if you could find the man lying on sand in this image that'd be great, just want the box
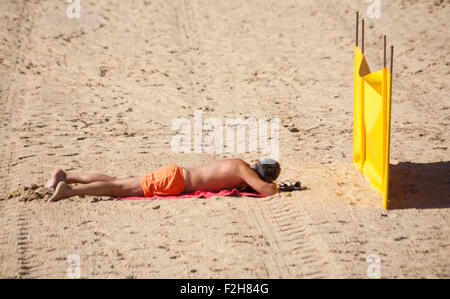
[45,158,281,202]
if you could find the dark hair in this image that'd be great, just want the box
[253,158,281,182]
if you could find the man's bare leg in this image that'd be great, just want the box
[45,169,117,188]
[48,176,144,202]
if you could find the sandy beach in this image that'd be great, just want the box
[0,0,449,278]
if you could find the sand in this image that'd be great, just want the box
[0,0,449,278]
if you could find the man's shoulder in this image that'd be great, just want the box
[214,158,250,173]
[226,158,249,167]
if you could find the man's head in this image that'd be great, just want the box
[252,158,281,182]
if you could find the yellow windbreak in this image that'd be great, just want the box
[353,46,392,209]
[353,46,365,170]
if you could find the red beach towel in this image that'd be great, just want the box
[114,188,264,200]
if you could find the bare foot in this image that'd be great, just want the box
[48,182,71,202]
[45,168,67,189]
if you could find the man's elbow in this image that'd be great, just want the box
[263,183,278,196]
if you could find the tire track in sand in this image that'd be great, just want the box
[15,204,34,277]
[0,0,36,278]
[246,195,344,278]
[168,0,203,110]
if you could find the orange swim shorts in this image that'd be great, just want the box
[141,165,185,197]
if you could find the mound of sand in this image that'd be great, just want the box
[5,184,53,202]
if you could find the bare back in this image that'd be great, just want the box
[183,158,278,195]
[183,159,246,193]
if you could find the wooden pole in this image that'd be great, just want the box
[390,45,394,74]
[356,12,359,47]
[362,19,365,54]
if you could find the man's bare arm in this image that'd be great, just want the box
[238,163,278,196]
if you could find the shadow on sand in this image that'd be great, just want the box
[388,161,450,210]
